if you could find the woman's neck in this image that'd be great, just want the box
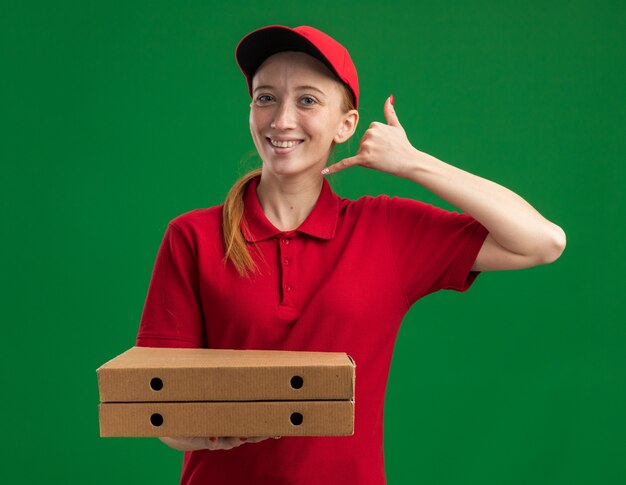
[255,174,324,232]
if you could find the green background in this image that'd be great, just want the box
[2,0,624,483]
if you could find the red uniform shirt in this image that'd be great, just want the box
[136,174,489,484]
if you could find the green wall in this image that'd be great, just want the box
[2,1,623,483]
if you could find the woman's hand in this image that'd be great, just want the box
[160,436,282,452]
[321,95,419,179]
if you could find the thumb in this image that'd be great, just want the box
[384,95,402,128]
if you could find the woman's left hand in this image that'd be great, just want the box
[321,95,419,179]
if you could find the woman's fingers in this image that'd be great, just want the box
[159,436,213,451]
[245,436,276,443]
[206,436,280,450]
[220,437,245,450]
[160,436,282,451]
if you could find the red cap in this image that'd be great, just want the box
[235,25,359,109]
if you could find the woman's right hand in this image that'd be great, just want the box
[159,436,282,451]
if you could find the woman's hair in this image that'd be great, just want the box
[221,80,356,278]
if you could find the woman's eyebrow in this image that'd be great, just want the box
[253,85,326,95]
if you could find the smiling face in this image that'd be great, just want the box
[249,51,358,178]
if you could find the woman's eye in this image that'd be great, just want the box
[255,95,315,105]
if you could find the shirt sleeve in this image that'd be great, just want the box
[384,195,490,307]
[135,222,206,348]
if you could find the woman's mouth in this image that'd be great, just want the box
[266,137,304,154]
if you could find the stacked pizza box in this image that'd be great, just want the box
[97,346,356,437]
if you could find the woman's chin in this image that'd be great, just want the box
[261,162,323,179]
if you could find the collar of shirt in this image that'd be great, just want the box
[241,175,339,242]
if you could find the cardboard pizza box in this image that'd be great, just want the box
[97,346,355,402]
[98,400,354,437]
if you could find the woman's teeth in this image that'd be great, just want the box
[269,139,302,148]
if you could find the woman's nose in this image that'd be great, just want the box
[271,102,297,130]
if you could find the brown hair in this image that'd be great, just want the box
[221,82,356,278]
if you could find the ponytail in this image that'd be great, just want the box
[221,168,265,278]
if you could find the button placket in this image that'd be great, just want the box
[278,233,296,307]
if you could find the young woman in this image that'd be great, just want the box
[136,24,566,485]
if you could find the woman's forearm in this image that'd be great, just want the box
[404,149,566,261]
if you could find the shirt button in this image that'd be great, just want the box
[285,285,292,292]
[281,238,290,245]
[283,258,290,265]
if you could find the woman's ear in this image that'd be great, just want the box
[334,109,359,144]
